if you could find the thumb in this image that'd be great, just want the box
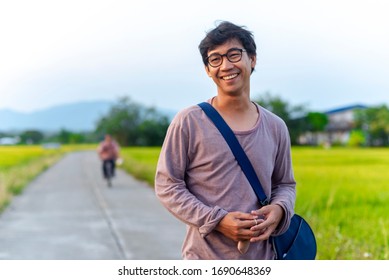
[251,206,270,216]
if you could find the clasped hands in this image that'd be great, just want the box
[215,204,284,253]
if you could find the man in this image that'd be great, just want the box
[155,21,296,259]
[97,134,120,186]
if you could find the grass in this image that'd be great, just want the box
[120,146,161,186]
[0,144,95,212]
[292,147,389,260]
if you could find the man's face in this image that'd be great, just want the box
[205,38,256,96]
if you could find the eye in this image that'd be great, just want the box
[228,50,241,60]
[208,55,221,64]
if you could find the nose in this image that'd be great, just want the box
[220,55,234,70]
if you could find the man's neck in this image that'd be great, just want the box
[211,95,259,131]
[212,94,251,112]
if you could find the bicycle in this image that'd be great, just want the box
[103,160,115,187]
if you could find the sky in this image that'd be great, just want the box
[1,0,388,113]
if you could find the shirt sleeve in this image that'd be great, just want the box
[154,113,228,237]
[269,120,297,235]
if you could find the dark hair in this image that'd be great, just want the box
[198,21,257,70]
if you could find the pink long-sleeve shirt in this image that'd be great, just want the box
[155,100,296,259]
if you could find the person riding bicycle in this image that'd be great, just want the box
[97,134,120,186]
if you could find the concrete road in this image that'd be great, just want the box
[0,151,185,260]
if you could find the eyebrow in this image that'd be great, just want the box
[208,47,242,56]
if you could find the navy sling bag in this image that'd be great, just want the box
[198,102,317,260]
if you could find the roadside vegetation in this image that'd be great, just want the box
[120,147,161,186]
[0,145,94,212]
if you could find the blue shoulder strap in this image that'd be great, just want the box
[198,102,269,206]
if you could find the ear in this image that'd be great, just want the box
[205,65,212,77]
[250,55,257,70]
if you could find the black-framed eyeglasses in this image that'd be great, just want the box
[206,48,246,67]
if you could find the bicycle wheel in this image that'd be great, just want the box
[104,161,113,187]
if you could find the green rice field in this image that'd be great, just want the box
[1,145,389,260]
[0,145,94,211]
[292,147,389,260]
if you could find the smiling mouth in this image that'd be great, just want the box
[221,73,239,80]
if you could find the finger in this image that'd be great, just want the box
[251,206,270,216]
[240,222,272,239]
[233,212,259,220]
[236,228,259,240]
[249,219,266,230]
[237,219,261,232]
[250,227,274,242]
[250,216,274,229]
[250,209,262,216]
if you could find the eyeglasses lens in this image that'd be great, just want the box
[207,49,243,67]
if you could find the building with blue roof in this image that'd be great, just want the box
[299,104,368,145]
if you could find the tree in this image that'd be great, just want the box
[19,130,44,144]
[354,105,389,146]
[95,97,143,145]
[253,92,308,144]
[305,112,328,132]
[95,96,170,146]
[347,130,366,147]
[137,107,170,146]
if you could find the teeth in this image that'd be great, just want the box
[222,74,238,80]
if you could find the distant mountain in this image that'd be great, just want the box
[0,100,178,132]
[0,100,113,132]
